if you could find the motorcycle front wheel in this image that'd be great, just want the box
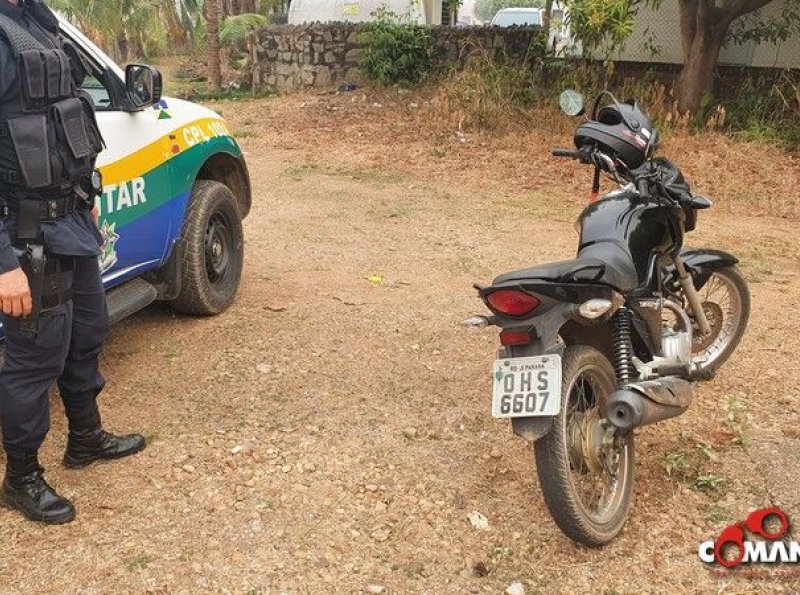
[534,345,634,546]
[688,266,750,374]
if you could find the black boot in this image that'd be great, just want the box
[63,407,146,469]
[1,451,76,524]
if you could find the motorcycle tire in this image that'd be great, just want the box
[689,266,750,374]
[534,345,635,546]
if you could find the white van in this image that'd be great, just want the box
[490,7,542,27]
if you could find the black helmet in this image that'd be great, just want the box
[574,99,656,170]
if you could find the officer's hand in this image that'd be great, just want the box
[92,204,99,223]
[0,268,32,317]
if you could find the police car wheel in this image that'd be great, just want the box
[172,180,243,315]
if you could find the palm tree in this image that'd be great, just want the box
[206,0,223,91]
[50,0,202,60]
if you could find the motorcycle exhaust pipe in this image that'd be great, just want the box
[604,377,693,431]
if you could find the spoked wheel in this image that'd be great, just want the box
[688,266,750,374]
[534,346,634,546]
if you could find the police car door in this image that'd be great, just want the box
[57,19,172,289]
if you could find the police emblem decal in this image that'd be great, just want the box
[98,219,119,273]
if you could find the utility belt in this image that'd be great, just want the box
[2,192,88,219]
[0,170,101,241]
[0,172,100,322]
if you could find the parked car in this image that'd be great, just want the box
[1,17,252,339]
[490,5,577,54]
[490,7,542,27]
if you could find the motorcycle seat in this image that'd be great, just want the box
[493,241,639,292]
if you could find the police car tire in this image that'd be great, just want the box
[172,180,243,315]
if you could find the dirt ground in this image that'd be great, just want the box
[0,88,799,594]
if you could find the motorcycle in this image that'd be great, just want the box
[464,90,750,546]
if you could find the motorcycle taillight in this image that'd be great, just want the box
[499,330,532,346]
[486,290,540,317]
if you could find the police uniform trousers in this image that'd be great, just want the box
[0,255,108,457]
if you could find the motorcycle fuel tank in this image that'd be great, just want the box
[577,192,683,289]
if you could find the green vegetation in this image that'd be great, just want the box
[703,502,732,524]
[281,163,319,181]
[50,0,203,60]
[53,0,288,94]
[125,552,155,572]
[220,13,269,47]
[721,394,751,446]
[561,0,800,112]
[561,0,636,57]
[358,9,433,86]
[719,72,800,150]
[438,38,549,131]
[436,41,800,150]
[662,443,728,494]
[220,12,270,70]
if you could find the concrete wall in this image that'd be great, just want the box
[250,23,545,92]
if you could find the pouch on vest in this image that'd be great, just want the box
[77,92,105,152]
[52,98,91,158]
[51,98,99,179]
[18,49,72,109]
[44,49,71,101]
[7,113,52,188]
[18,50,46,109]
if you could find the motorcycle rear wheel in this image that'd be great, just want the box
[534,345,634,546]
[688,266,750,374]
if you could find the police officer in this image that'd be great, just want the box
[0,0,145,524]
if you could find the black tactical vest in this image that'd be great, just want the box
[0,5,103,198]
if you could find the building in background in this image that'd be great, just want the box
[614,0,800,68]
[288,0,450,25]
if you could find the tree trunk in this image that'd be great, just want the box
[675,0,775,114]
[675,25,726,113]
[206,0,222,92]
[117,37,129,63]
[543,0,555,52]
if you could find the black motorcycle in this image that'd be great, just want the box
[464,90,750,546]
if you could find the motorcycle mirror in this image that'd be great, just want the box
[559,89,585,117]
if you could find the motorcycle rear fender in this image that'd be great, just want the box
[500,305,569,442]
[671,248,739,290]
[487,281,623,442]
[508,341,565,442]
[511,412,554,441]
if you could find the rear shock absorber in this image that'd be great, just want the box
[613,307,636,385]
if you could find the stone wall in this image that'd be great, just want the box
[250,23,545,92]
[251,23,362,92]
[428,26,545,70]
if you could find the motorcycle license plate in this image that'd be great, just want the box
[492,355,562,418]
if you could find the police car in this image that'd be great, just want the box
[58,17,251,325]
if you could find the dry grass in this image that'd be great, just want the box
[0,88,798,592]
